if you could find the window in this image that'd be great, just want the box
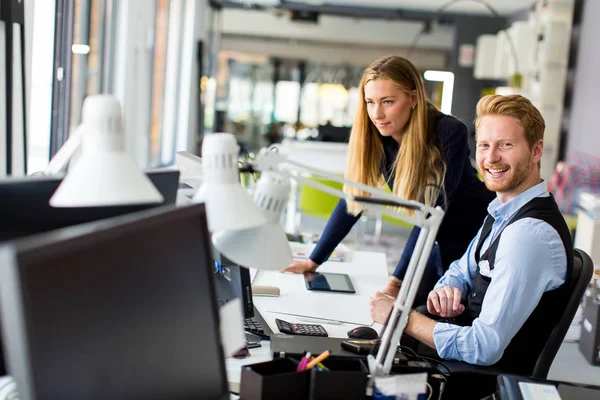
[274,81,300,124]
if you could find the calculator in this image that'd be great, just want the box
[275,318,328,337]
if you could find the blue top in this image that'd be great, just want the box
[433,180,567,365]
[310,112,494,280]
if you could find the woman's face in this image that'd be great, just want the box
[364,79,416,143]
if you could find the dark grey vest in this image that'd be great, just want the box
[463,194,573,375]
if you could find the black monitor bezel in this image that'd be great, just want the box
[0,204,229,400]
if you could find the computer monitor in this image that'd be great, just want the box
[0,204,229,400]
[316,124,350,143]
[0,169,180,241]
[213,255,274,340]
[214,255,254,318]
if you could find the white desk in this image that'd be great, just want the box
[226,243,388,393]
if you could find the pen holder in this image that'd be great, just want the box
[308,358,368,400]
[240,358,310,400]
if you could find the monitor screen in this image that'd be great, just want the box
[214,255,254,319]
[0,169,180,241]
[0,204,229,400]
[316,124,350,143]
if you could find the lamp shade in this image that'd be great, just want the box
[192,133,267,232]
[212,171,292,270]
[50,95,163,207]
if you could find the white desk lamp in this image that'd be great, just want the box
[207,138,444,379]
[192,133,268,233]
[212,170,293,270]
[49,95,164,207]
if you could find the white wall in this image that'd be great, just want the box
[567,0,600,158]
[24,0,34,134]
[177,0,208,154]
[27,0,55,174]
[112,0,157,167]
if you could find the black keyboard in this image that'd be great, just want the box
[216,294,274,340]
[243,306,273,340]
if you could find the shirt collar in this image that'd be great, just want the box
[487,180,548,222]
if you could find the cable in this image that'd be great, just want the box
[400,345,452,377]
[406,0,522,80]
[425,381,433,400]
[396,345,449,399]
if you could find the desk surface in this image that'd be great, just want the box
[226,243,388,392]
[226,243,600,394]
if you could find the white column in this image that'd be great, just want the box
[177,0,209,156]
[112,0,157,168]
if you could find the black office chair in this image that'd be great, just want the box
[532,248,593,378]
[439,248,594,399]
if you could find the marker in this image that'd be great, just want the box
[296,352,311,372]
[310,356,328,370]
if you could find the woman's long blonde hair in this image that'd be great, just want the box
[345,55,446,215]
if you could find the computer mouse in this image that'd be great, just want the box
[347,326,379,340]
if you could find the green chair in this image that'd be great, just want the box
[294,177,344,234]
[295,178,413,248]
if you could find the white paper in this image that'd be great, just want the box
[375,373,428,398]
[262,290,372,325]
[0,376,17,400]
[519,382,562,400]
[248,268,258,283]
[254,268,382,325]
[218,298,246,357]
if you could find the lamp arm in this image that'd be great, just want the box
[44,128,83,176]
[252,148,441,227]
[252,147,445,379]
[289,173,426,227]
[369,219,441,377]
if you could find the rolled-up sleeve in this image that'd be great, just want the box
[434,233,479,297]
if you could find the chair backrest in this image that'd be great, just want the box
[298,177,344,220]
[532,248,594,379]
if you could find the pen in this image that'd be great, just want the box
[297,317,343,325]
[305,350,330,370]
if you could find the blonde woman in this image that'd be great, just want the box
[283,56,494,311]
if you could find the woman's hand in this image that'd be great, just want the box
[280,259,319,274]
[382,277,402,298]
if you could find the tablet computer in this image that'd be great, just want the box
[303,272,356,293]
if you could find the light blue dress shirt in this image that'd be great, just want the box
[432,180,567,365]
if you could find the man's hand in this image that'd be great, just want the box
[370,291,395,324]
[280,259,318,274]
[427,286,465,318]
